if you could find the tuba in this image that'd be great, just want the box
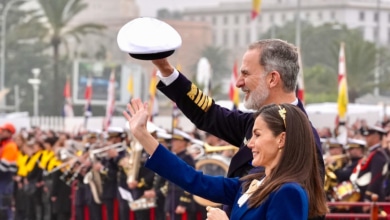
[83,142,125,204]
[120,140,157,210]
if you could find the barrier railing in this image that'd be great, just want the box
[326,194,390,219]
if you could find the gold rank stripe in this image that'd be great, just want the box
[187,84,212,112]
[179,196,192,203]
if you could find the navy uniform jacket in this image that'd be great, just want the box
[334,157,361,183]
[164,149,196,213]
[101,157,120,200]
[355,145,389,201]
[146,145,309,219]
[157,73,324,179]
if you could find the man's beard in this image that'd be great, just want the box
[244,79,269,110]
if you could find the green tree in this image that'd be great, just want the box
[263,22,388,103]
[3,2,51,114]
[36,0,105,115]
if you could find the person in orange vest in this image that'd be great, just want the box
[0,123,18,220]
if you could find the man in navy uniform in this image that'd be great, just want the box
[351,125,389,212]
[100,127,126,220]
[164,129,196,220]
[335,138,366,183]
[117,17,324,219]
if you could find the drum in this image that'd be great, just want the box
[194,154,231,206]
[333,181,360,202]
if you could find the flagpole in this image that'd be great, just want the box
[337,42,348,145]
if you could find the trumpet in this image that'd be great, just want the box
[323,154,349,161]
[89,142,127,160]
[188,141,238,160]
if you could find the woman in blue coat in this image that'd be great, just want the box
[123,99,328,219]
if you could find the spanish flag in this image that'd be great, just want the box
[229,60,240,109]
[148,68,158,121]
[251,0,262,20]
[337,42,348,122]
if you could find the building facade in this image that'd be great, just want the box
[182,0,390,52]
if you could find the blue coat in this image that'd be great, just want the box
[145,145,309,220]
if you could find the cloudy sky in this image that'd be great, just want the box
[135,0,240,17]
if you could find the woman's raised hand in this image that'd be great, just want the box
[123,98,160,155]
[123,98,149,138]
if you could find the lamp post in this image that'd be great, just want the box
[0,0,30,109]
[373,0,381,96]
[28,68,40,116]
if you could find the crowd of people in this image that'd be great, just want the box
[0,16,389,220]
[0,121,240,220]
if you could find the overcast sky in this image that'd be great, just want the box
[135,0,240,17]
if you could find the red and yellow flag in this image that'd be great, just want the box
[148,68,158,121]
[251,0,262,20]
[337,42,348,121]
[229,60,240,108]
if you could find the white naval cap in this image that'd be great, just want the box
[345,138,366,150]
[117,17,182,60]
[172,128,192,142]
[360,125,388,136]
[157,131,172,141]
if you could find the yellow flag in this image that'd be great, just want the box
[127,74,134,96]
[337,42,348,121]
[251,0,262,20]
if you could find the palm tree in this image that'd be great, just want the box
[36,0,105,114]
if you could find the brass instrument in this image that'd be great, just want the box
[188,142,238,161]
[119,140,157,210]
[323,153,349,201]
[83,169,104,204]
[123,141,143,184]
[89,142,127,160]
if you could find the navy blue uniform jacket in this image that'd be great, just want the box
[157,73,324,179]
[145,145,309,219]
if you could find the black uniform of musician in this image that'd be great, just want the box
[351,126,389,213]
[101,127,126,220]
[51,170,72,220]
[334,139,366,183]
[123,149,155,220]
[164,129,196,220]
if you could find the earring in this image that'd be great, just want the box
[278,146,283,152]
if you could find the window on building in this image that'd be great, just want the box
[331,11,335,20]
[235,15,239,24]
[306,12,310,19]
[234,30,239,45]
[223,29,228,45]
[318,12,322,20]
[282,14,286,21]
[247,15,251,23]
[224,16,228,25]
[213,32,217,45]
[200,16,205,22]
[212,16,216,25]
[246,29,251,44]
[359,11,365,21]
[374,12,379,22]
[270,14,274,23]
